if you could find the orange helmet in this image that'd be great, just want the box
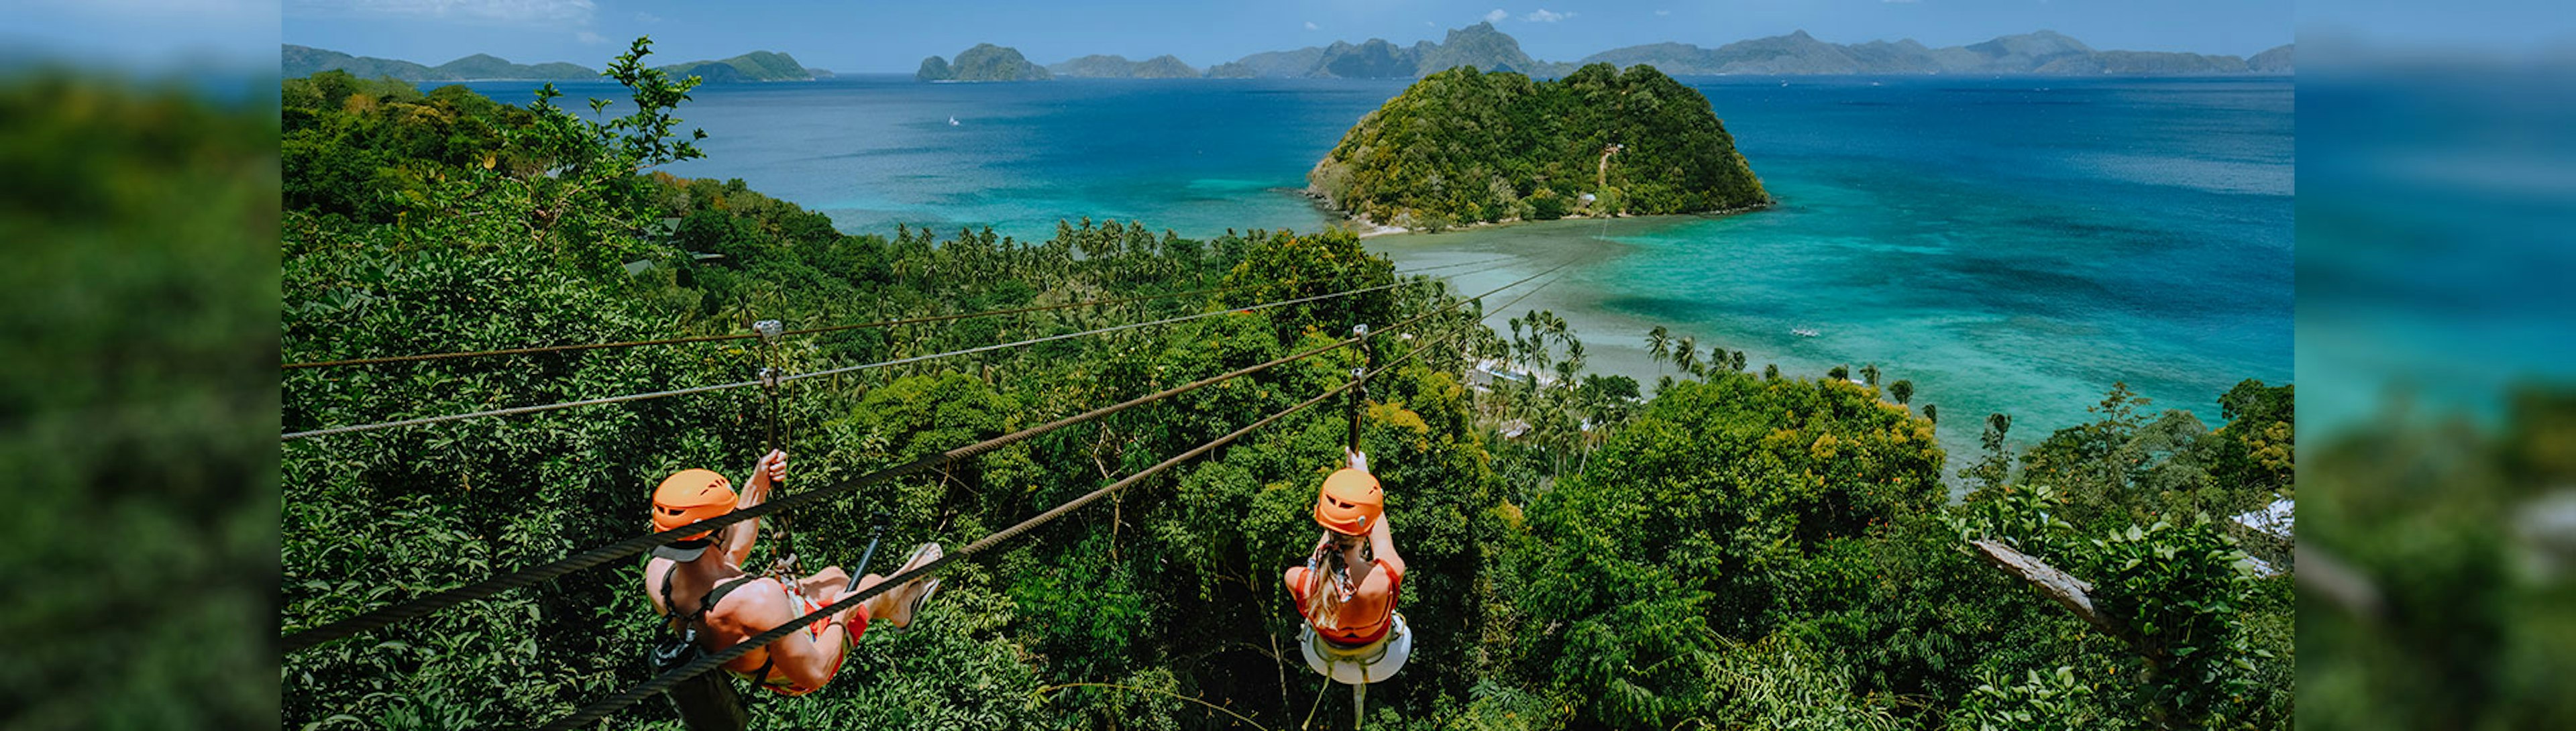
[1312,468,1383,536]
[651,468,737,551]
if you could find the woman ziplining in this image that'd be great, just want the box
[1285,447,1411,687]
[641,451,943,712]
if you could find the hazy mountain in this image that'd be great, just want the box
[433,53,594,80]
[1205,22,1564,79]
[2247,44,2295,74]
[282,45,454,81]
[657,51,814,82]
[1580,30,2282,76]
[1049,54,1200,78]
[917,44,1052,81]
[1205,47,1325,78]
[283,45,814,82]
[1413,22,1552,76]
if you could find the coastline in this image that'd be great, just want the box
[1306,186,1775,239]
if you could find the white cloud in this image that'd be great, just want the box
[1304,21,1318,30]
[1483,9,1507,23]
[1523,9,1573,23]
[575,30,605,44]
[635,11,661,23]
[288,0,596,24]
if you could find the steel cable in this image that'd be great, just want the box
[283,262,1514,441]
[282,264,1559,652]
[534,309,1479,731]
[285,260,1490,370]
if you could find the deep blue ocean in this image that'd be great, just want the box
[467,74,2293,455]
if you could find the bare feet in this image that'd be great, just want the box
[861,543,945,628]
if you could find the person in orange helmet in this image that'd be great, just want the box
[1283,448,1409,681]
[642,450,943,697]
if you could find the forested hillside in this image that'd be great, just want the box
[280,40,2289,731]
[1307,64,1769,231]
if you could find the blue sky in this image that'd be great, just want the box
[273,1,2296,73]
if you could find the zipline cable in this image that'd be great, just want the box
[284,260,1489,370]
[282,262,1517,442]
[534,308,1477,731]
[282,263,1564,653]
[280,283,1257,370]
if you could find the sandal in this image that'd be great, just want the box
[879,543,943,634]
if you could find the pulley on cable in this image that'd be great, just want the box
[751,318,802,582]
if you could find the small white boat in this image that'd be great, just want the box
[1791,327,1820,338]
[947,116,960,126]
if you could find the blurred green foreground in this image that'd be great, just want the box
[0,71,278,728]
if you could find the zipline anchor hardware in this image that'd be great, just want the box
[755,319,785,390]
[753,319,798,579]
[1346,324,1371,453]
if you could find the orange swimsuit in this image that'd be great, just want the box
[1287,557,1403,646]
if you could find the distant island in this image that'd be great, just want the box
[1049,54,1200,78]
[916,44,1053,82]
[280,45,818,82]
[655,50,818,82]
[1579,30,2292,76]
[1208,22,1548,79]
[1307,64,1769,232]
[290,27,2290,87]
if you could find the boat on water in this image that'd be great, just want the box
[948,116,960,126]
[1791,327,1821,338]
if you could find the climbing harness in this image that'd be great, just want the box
[650,567,762,731]
[1299,613,1412,684]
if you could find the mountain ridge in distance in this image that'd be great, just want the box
[279,45,818,82]
[1578,30,2292,76]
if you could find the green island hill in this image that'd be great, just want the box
[917,44,1054,81]
[1307,63,1770,233]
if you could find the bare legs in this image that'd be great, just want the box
[820,545,941,629]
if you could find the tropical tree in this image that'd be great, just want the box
[1674,335,1700,377]
[1963,413,2015,488]
[1860,363,1882,388]
[1828,364,1851,382]
[1889,379,1915,405]
[1647,325,1672,375]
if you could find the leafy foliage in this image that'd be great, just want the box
[279,38,2292,731]
[2,70,280,730]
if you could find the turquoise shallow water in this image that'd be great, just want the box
[464,74,2292,454]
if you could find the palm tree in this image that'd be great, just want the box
[1860,363,1881,388]
[1923,403,1939,425]
[1674,336,1699,377]
[1889,379,1915,405]
[1828,364,1849,382]
[1646,326,1672,376]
